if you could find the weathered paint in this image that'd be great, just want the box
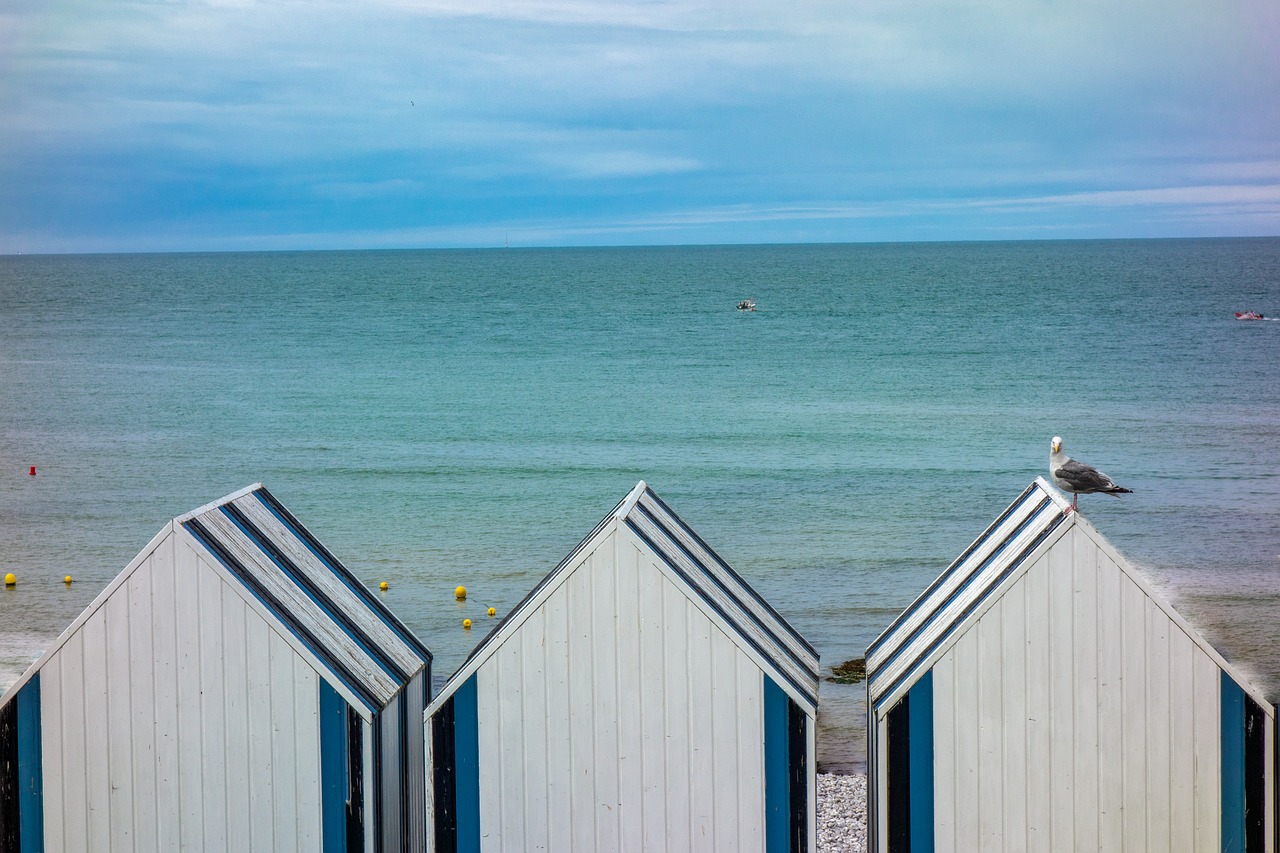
[0,674,43,853]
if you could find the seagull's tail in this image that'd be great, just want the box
[1103,486,1133,497]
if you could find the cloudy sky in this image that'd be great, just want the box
[2,0,1278,252]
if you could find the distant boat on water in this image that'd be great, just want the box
[1235,310,1270,320]
[737,298,756,311]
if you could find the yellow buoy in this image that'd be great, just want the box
[4,573,14,586]
[379,581,389,590]
[462,618,472,630]
[487,607,496,617]
[64,575,73,584]
[455,585,467,600]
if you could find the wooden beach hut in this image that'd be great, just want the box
[866,476,1277,852]
[0,484,432,853]
[425,481,820,853]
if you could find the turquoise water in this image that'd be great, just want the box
[2,239,1279,771]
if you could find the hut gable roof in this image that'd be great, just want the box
[866,476,1270,714]
[178,484,430,708]
[1,484,430,713]
[429,481,821,714]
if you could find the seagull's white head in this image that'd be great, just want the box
[1051,436,1063,454]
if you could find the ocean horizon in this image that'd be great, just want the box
[2,237,1278,772]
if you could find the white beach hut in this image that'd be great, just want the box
[866,477,1277,852]
[424,481,821,853]
[0,484,432,853]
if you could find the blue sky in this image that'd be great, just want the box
[2,0,1278,252]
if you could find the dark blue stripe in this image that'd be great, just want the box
[867,482,1040,659]
[454,676,481,853]
[320,680,348,853]
[872,510,1064,715]
[633,502,814,679]
[764,676,790,853]
[183,519,380,714]
[220,506,404,684]
[869,495,1053,687]
[252,489,433,664]
[626,519,818,708]
[641,489,818,658]
[908,673,934,853]
[1223,672,1246,853]
[17,674,43,853]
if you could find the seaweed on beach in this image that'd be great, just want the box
[827,657,866,684]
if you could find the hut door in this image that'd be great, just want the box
[321,680,365,853]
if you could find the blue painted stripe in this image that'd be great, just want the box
[1222,672,1246,853]
[640,489,818,658]
[219,506,404,684]
[633,501,814,678]
[251,490,432,664]
[454,675,481,853]
[183,519,380,715]
[764,676,790,853]
[908,673,934,853]
[868,482,1040,659]
[626,519,819,708]
[872,510,1064,715]
[869,496,1053,688]
[16,674,43,853]
[320,680,348,853]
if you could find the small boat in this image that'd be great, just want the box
[1235,311,1266,320]
[737,299,756,312]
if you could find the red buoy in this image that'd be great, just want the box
[28,466,36,476]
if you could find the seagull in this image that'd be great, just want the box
[1049,436,1132,512]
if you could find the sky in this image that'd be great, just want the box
[1,0,1278,252]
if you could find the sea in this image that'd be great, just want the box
[2,239,1278,773]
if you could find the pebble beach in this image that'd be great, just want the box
[817,774,869,852]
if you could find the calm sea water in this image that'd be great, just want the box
[2,240,1278,772]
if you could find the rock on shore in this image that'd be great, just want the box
[817,773,867,852]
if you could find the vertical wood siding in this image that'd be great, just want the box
[931,525,1226,852]
[474,527,767,853]
[37,534,325,851]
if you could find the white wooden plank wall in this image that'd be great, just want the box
[37,532,325,851]
[933,525,1225,852]
[476,527,767,853]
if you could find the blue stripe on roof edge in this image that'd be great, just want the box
[183,518,381,714]
[868,495,1055,688]
[219,504,407,685]
[632,501,818,680]
[867,481,1041,659]
[641,487,819,659]
[870,510,1065,714]
[627,519,818,709]
[253,487,433,664]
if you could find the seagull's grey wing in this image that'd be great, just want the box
[1053,459,1118,493]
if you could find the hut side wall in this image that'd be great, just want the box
[37,532,325,852]
[929,524,1225,852]
[472,527,768,853]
